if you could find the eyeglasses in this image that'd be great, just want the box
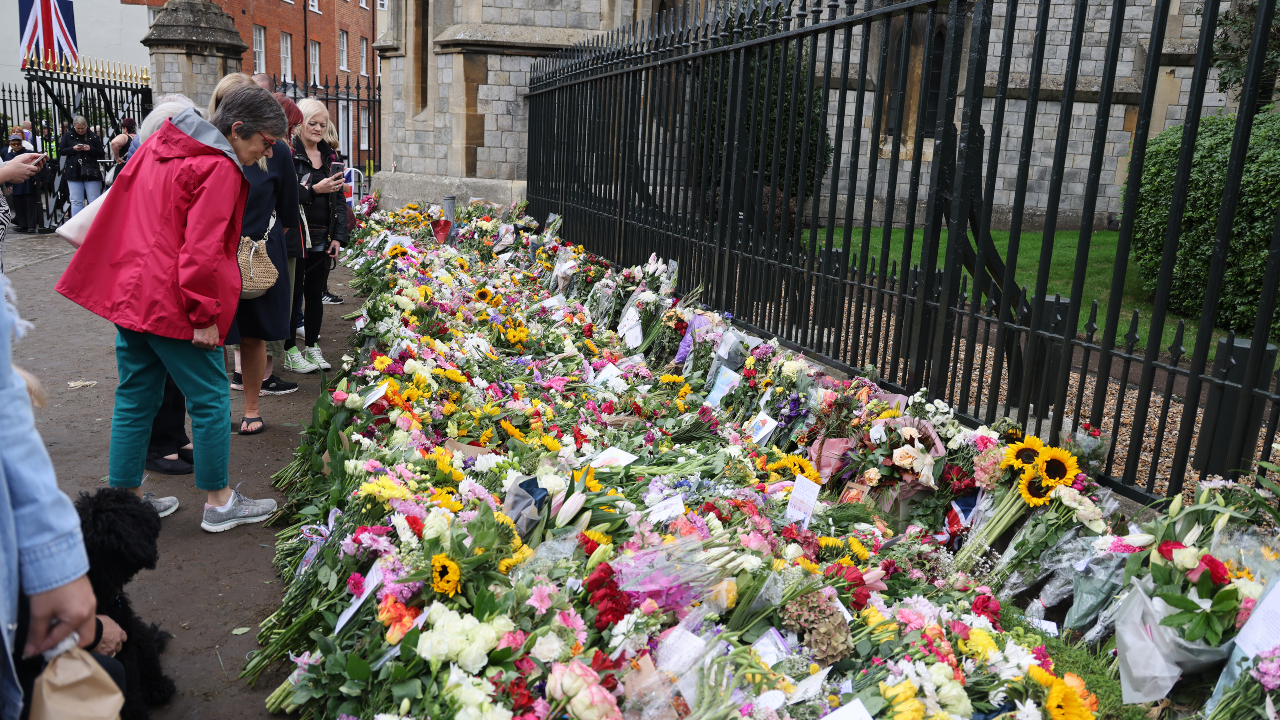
[257,131,276,154]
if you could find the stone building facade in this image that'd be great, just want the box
[371,0,1239,229]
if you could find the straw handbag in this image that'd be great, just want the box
[238,215,278,299]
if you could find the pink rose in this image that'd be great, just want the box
[569,681,622,720]
[332,390,349,403]
[498,630,528,651]
[739,531,771,553]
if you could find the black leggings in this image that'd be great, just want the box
[288,250,330,349]
[147,374,189,457]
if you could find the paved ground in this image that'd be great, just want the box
[5,231,355,719]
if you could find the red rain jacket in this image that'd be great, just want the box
[56,110,248,345]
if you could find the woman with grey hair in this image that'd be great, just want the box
[55,84,289,533]
[58,115,105,216]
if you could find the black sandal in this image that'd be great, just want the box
[239,416,266,435]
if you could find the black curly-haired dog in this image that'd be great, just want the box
[75,487,177,720]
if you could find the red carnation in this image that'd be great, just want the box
[1158,541,1186,561]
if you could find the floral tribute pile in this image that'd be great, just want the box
[246,199,1280,720]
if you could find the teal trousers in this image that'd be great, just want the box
[108,326,230,492]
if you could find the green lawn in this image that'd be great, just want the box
[797,225,1230,359]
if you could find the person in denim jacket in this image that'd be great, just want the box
[0,276,97,719]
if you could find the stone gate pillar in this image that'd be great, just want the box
[141,0,248,110]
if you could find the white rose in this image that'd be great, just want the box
[783,543,804,561]
[530,633,566,663]
[425,601,448,625]
[539,474,568,497]
[456,642,490,674]
[470,623,499,653]
[489,616,516,635]
[417,630,452,663]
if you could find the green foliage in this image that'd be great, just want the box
[697,8,834,213]
[1001,606,1149,720]
[1131,110,1280,341]
[1203,0,1280,111]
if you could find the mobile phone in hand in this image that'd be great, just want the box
[329,162,344,179]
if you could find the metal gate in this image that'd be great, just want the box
[0,53,154,229]
[526,0,1280,504]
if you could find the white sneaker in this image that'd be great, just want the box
[282,347,319,374]
[305,345,331,370]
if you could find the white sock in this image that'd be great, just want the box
[217,494,235,511]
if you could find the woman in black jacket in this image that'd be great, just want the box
[58,115,105,216]
[282,98,347,374]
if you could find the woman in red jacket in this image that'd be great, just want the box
[56,84,288,533]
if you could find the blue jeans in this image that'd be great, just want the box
[108,327,230,492]
[67,180,102,217]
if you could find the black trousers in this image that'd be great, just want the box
[14,594,125,720]
[147,374,189,457]
[289,248,330,349]
[9,194,39,229]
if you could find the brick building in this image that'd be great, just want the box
[128,0,374,93]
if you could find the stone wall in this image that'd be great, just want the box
[149,50,241,109]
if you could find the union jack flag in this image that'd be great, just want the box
[18,0,79,67]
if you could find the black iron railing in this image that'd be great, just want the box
[273,74,381,189]
[526,0,1280,503]
[0,52,153,229]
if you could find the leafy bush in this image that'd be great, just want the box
[696,7,834,218]
[1131,109,1280,340]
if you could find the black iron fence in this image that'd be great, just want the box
[1,53,153,228]
[526,0,1280,503]
[272,74,381,195]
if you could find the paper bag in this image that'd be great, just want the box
[29,646,124,720]
[55,187,110,249]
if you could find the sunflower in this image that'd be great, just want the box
[848,537,871,561]
[1018,472,1054,507]
[1002,435,1045,472]
[431,554,461,597]
[1037,446,1080,487]
[476,287,493,303]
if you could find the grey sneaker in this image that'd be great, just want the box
[143,492,180,518]
[200,485,278,533]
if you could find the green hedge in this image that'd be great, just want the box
[1131,110,1280,341]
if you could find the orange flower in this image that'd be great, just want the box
[1062,673,1099,713]
[376,594,421,646]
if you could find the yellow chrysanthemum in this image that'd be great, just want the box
[355,476,415,507]
[659,374,685,384]
[442,401,458,416]
[443,368,467,384]
[958,628,999,661]
[431,554,461,596]
[1037,446,1081,487]
[678,384,692,399]
[373,355,393,371]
